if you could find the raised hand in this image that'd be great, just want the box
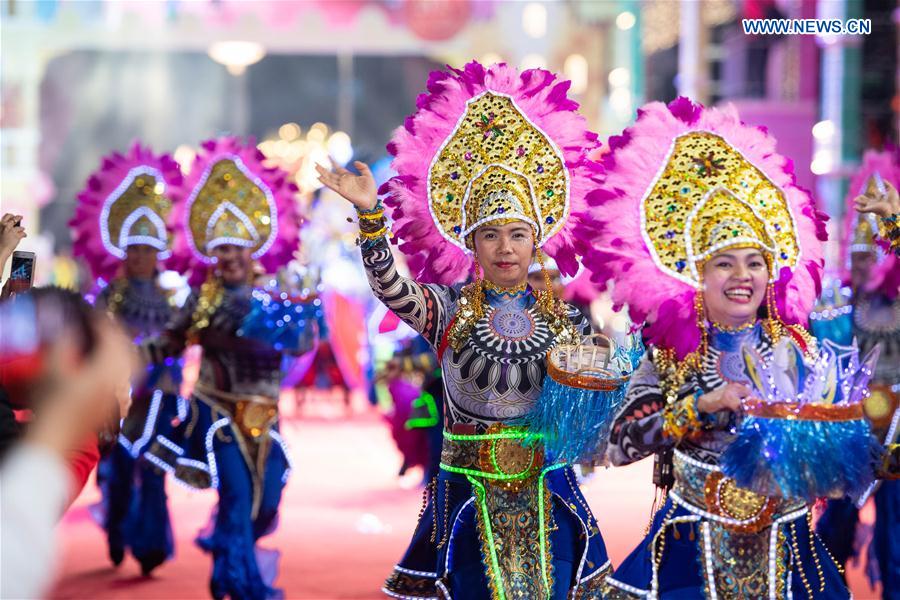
[0,213,26,259]
[854,177,899,219]
[315,160,378,212]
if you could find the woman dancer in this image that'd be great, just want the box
[580,98,852,598]
[143,137,307,599]
[318,61,610,600]
[70,143,184,574]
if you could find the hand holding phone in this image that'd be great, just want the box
[4,251,35,298]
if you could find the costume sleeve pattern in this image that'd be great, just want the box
[360,236,457,347]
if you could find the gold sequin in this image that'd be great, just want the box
[642,132,800,286]
[188,159,274,258]
[105,173,171,248]
[428,93,568,249]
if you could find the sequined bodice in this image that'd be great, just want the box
[680,324,771,460]
[101,278,173,340]
[853,293,900,385]
[442,290,564,427]
[193,284,284,399]
[609,322,775,467]
[359,237,589,432]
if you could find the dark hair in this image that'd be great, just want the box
[26,286,97,356]
[0,286,99,409]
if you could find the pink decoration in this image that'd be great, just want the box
[382,61,602,285]
[577,98,827,358]
[403,0,471,41]
[840,148,900,299]
[168,137,301,284]
[69,143,182,283]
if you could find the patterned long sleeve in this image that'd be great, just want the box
[607,355,674,466]
[361,237,458,347]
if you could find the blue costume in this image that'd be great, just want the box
[98,277,182,574]
[68,143,185,574]
[141,136,306,599]
[605,324,850,599]
[145,282,313,599]
[350,61,614,599]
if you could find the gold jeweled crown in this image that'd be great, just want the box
[428,92,569,250]
[642,131,800,287]
[103,167,172,258]
[187,158,276,259]
[849,212,879,254]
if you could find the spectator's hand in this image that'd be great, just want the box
[854,178,900,219]
[0,214,26,261]
[25,317,137,457]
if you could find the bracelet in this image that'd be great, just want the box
[359,216,387,234]
[359,225,388,239]
[356,201,384,217]
[358,209,384,221]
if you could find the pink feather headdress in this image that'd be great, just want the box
[381,61,602,285]
[169,137,301,284]
[578,98,828,358]
[840,148,899,299]
[70,143,183,283]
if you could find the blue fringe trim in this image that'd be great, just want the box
[721,416,879,501]
[520,339,644,464]
[238,290,326,352]
[522,379,628,464]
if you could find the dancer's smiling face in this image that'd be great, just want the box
[701,247,769,328]
[212,244,252,285]
[472,222,535,289]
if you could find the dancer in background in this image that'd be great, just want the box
[319,61,611,599]
[854,172,900,257]
[143,137,310,600]
[813,150,900,599]
[580,98,853,598]
[69,143,184,574]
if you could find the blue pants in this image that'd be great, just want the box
[195,417,288,600]
[104,396,177,572]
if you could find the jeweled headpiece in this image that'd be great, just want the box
[70,143,183,282]
[579,98,828,358]
[169,137,301,282]
[840,149,899,298]
[382,62,601,284]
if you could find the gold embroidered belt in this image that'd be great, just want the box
[194,383,278,440]
[672,450,805,534]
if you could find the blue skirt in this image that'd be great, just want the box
[148,396,291,600]
[606,497,851,599]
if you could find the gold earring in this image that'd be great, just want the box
[535,248,556,313]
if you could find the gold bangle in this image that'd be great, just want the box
[359,217,387,234]
[358,209,385,221]
[358,226,388,240]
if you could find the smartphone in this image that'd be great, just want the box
[8,251,35,292]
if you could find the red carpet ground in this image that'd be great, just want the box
[50,412,880,599]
